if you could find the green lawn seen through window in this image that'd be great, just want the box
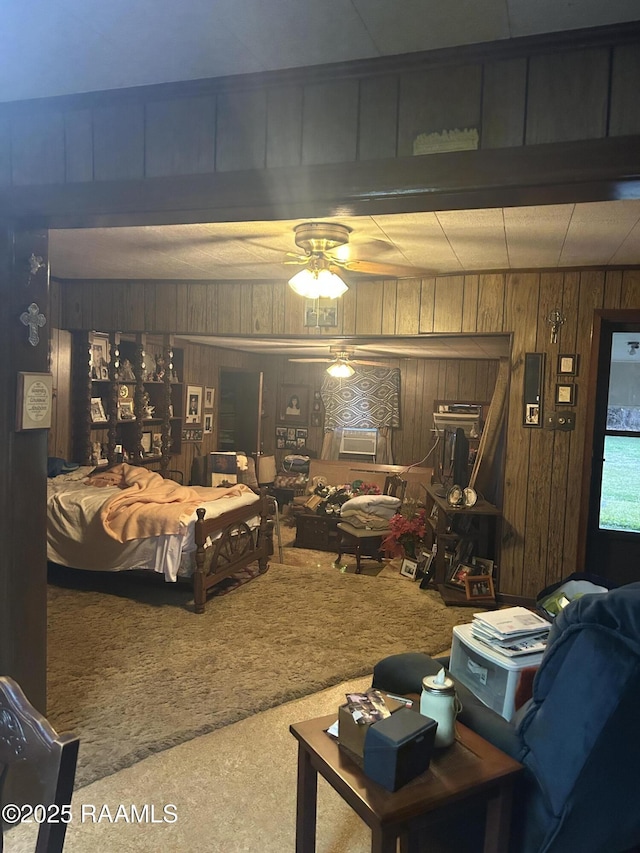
[599,436,640,533]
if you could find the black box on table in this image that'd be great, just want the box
[363,707,438,792]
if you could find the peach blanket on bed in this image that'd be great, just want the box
[88,463,254,543]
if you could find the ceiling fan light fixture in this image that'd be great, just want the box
[326,361,355,378]
[287,267,348,299]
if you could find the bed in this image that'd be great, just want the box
[46,463,271,613]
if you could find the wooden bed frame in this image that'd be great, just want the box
[193,488,272,614]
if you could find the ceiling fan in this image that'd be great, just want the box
[289,345,389,377]
[285,222,430,284]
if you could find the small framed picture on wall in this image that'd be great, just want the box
[185,385,203,424]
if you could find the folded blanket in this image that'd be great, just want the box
[339,509,393,530]
[340,494,401,518]
[89,463,253,543]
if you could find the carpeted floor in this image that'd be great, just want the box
[46,528,474,789]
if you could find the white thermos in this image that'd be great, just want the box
[420,668,461,748]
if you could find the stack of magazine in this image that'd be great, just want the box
[471,606,552,658]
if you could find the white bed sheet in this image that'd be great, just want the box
[46,472,260,581]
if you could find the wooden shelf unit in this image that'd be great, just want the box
[72,331,183,474]
[424,484,501,607]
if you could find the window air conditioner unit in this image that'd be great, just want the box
[339,428,378,456]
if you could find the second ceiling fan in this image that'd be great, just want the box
[289,345,388,377]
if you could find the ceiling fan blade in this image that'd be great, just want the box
[352,359,390,367]
[288,357,334,363]
[340,259,432,278]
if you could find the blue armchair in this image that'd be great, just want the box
[372,583,640,853]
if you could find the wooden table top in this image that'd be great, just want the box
[290,713,522,826]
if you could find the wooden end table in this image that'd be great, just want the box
[289,711,522,853]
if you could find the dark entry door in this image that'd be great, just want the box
[583,314,640,585]
[218,369,263,455]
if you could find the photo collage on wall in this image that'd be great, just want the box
[276,426,308,450]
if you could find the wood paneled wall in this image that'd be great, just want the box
[1,27,639,189]
[57,266,640,598]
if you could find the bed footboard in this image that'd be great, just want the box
[193,489,271,614]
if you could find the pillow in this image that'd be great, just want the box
[238,456,259,490]
[340,494,401,514]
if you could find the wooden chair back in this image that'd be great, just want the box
[383,475,407,502]
[0,676,79,853]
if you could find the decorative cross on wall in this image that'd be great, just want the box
[547,309,566,345]
[20,302,46,346]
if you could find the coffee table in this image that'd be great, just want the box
[289,711,522,853]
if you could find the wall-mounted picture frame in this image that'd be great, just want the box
[464,575,495,601]
[89,332,110,380]
[204,387,215,409]
[90,397,107,423]
[16,372,53,431]
[279,384,309,424]
[304,299,338,328]
[523,352,544,428]
[185,385,203,424]
[400,558,419,580]
[311,412,322,427]
[276,425,287,449]
[557,354,578,376]
[296,427,308,448]
[555,383,576,405]
[204,413,213,434]
[181,428,204,442]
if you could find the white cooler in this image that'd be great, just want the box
[449,623,544,721]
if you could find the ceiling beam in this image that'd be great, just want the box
[3,137,640,231]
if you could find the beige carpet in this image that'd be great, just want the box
[6,675,379,853]
[7,529,477,853]
[46,526,473,790]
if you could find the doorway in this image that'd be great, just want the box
[582,312,640,584]
[218,369,264,455]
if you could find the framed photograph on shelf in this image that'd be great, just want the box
[400,558,419,580]
[118,400,134,420]
[141,431,153,454]
[555,383,576,405]
[89,332,110,380]
[464,575,495,601]
[118,400,135,420]
[90,397,107,423]
[472,557,494,576]
[557,354,578,376]
[446,562,475,591]
[185,385,203,424]
[419,549,436,589]
[279,384,309,423]
[204,387,215,409]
